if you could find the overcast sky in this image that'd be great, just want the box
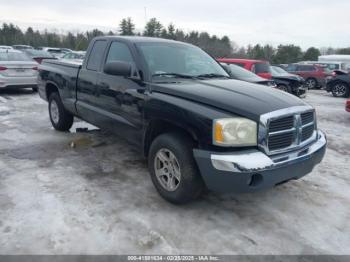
[0,0,349,49]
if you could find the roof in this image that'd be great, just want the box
[93,36,190,45]
[217,58,268,63]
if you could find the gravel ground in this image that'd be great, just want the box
[0,89,349,255]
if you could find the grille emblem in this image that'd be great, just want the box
[294,114,303,145]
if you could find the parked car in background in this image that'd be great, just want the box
[217,58,272,79]
[0,45,14,50]
[23,49,57,64]
[220,62,276,87]
[346,100,350,112]
[285,64,328,89]
[325,70,350,97]
[62,51,86,61]
[12,45,34,50]
[0,50,38,91]
[38,36,326,204]
[60,48,73,53]
[301,61,347,72]
[38,47,67,58]
[270,66,307,97]
[319,55,350,71]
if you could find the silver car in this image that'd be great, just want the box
[0,50,39,91]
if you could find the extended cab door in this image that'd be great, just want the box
[95,40,146,146]
[76,39,108,123]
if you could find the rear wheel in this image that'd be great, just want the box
[148,133,204,204]
[331,82,349,98]
[48,93,74,131]
[305,78,317,89]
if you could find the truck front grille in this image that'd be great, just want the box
[259,106,317,155]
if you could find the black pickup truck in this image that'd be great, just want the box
[38,36,327,204]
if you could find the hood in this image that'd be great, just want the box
[151,79,307,121]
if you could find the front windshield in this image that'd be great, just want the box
[271,66,288,75]
[136,42,229,80]
[225,63,261,79]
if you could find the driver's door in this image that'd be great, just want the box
[95,40,146,146]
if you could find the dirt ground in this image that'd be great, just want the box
[0,89,349,255]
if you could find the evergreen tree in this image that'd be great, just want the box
[119,17,135,36]
[143,18,163,37]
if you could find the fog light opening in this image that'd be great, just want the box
[248,174,263,187]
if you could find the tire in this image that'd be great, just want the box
[331,82,350,98]
[277,84,291,93]
[148,132,204,204]
[48,92,74,131]
[32,87,38,92]
[305,78,317,89]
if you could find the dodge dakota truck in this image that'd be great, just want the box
[38,36,327,204]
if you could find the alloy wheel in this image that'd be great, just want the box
[50,100,60,124]
[154,148,181,192]
[333,84,347,97]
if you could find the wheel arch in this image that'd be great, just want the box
[45,81,60,100]
[143,118,199,157]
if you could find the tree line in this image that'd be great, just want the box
[1,19,349,64]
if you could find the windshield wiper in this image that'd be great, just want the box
[152,73,195,79]
[196,73,230,79]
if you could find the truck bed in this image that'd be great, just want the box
[38,59,82,114]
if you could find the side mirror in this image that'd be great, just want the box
[104,61,131,77]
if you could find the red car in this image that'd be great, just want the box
[346,100,350,112]
[217,58,272,79]
[285,64,328,89]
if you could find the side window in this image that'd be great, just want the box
[287,64,297,71]
[296,65,302,71]
[86,40,107,71]
[106,41,134,64]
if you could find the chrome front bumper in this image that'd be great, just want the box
[193,131,326,193]
[211,131,326,173]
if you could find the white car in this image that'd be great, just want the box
[0,50,39,91]
[0,45,14,50]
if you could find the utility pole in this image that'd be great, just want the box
[144,7,148,23]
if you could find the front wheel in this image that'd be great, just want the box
[277,84,291,93]
[148,133,204,204]
[331,82,349,98]
[48,93,74,131]
[305,78,318,89]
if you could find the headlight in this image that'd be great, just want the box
[213,118,257,146]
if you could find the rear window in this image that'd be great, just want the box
[86,40,107,71]
[253,63,271,74]
[0,52,31,61]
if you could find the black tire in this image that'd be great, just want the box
[277,84,291,93]
[331,82,350,98]
[305,78,318,89]
[148,132,204,204]
[48,92,74,131]
[32,87,38,92]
